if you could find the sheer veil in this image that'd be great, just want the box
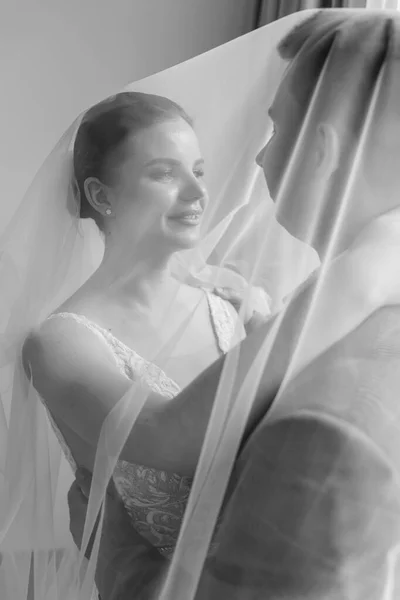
[2,7,400,599]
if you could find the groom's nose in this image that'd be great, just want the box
[256,146,266,167]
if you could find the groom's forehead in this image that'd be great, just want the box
[272,73,305,127]
[280,54,326,112]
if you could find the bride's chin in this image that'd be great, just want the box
[172,235,200,251]
[163,226,202,251]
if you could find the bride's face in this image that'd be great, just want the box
[108,119,208,253]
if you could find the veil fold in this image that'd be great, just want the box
[2,7,400,599]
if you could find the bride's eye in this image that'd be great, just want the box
[152,169,174,181]
[193,168,205,179]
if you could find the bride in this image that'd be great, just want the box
[22,91,248,556]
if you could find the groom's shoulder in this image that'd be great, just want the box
[253,306,400,465]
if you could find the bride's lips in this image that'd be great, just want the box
[168,210,203,226]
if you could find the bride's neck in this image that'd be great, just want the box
[89,243,177,311]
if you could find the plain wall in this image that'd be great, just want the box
[0,0,257,228]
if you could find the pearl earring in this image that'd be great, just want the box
[105,208,112,216]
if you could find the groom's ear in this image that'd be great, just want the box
[315,123,340,182]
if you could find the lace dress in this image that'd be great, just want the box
[44,291,239,557]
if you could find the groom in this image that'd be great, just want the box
[69,11,400,599]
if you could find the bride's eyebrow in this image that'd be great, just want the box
[145,158,205,167]
[145,158,181,166]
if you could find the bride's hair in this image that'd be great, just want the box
[73,91,193,231]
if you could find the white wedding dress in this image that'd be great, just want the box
[43,290,239,557]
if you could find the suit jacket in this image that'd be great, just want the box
[197,305,400,599]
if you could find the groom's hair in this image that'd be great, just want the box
[277,10,392,143]
[276,10,400,208]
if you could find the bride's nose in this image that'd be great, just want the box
[181,175,206,202]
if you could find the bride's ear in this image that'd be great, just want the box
[84,177,113,217]
[315,123,340,182]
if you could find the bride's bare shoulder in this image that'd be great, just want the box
[22,308,117,386]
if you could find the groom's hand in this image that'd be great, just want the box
[213,286,271,333]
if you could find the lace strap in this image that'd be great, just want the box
[205,292,238,353]
[46,312,132,378]
[46,312,181,397]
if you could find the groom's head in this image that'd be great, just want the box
[257,10,400,256]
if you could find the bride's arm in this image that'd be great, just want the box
[23,311,272,477]
[23,306,279,477]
